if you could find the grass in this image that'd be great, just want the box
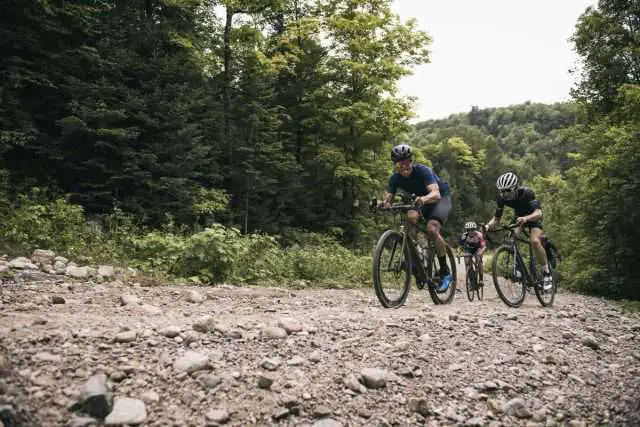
[611,299,640,314]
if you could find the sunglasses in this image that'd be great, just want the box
[500,188,516,195]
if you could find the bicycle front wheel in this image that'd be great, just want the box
[465,263,476,302]
[491,245,526,308]
[476,265,484,301]
[372,230,412,308]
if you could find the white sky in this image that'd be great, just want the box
[392,0,597,121]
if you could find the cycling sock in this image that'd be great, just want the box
[543,263,550,275]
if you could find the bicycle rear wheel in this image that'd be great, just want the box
[491,245,526,308]
[372,230,412,308]
[465,263,476,302]
[427,245,457,305]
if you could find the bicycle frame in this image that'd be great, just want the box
[464,254,478,274]
[458,252,477,274]
[371,198,458,307]
[498,225,539,286]
[376,204,434,286]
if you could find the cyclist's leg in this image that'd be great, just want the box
[528,224,549,269]
[406,209,420,241]
[422,197,451,268]
[529,223,552,289]
[462,247,472,269]
[426,219,446,264]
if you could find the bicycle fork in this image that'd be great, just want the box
[511,246,526,283]
[407,236,430,285]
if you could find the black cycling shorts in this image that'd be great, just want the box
[421,195,452,225]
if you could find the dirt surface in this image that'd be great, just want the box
[1,271,640,427]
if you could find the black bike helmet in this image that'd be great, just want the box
[391,143,412,162]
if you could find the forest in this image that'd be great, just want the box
[1,0,638,300]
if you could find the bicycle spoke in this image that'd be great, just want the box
[491,246,526,307]
[372,230,411,308]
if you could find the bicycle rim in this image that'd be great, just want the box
[465,264,475,302]
[476,264,484,301]
[491,246,526,308]
[372,230,412,308]
[534,257,557,307]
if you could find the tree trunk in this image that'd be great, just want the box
[223,6,234,226]
[144,0,152,20]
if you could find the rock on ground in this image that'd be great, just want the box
[0,274,639,426]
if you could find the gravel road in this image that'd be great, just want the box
[1,273,639,426]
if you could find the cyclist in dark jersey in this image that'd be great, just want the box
[379,143,453,293]
[486,172,552,290]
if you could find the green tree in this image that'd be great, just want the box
[314,0,430,241]
[571,0,640,116]
[561,85,640,298]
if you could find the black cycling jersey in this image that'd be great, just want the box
[495,186,541,218]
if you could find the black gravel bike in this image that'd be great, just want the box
[371,198,457,308]
[458,250,484,302]
[487,223,560,308]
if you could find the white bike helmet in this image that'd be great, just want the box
[465,221,477,231]
[496,172,519,191]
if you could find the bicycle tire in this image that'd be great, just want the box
[427,245,457,305]
[546,243,559,270]
[534,246,558,307]
[372,230,412,308]
[491,245,526,308]
[476,265,484,301]
[465,263,475,302]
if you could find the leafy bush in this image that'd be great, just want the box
[290,242,370,287]
[230,233,295,285]
[0,192,373,288]
[1,189,88,255]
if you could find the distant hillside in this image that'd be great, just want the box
[404,102,581,232]
[413,101,581,175]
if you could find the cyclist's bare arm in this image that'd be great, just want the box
[487,196,506,229]
[518,208,543,224]
[416,183,440,206]
[381,191,394,207]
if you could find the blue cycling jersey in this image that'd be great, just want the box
[388,163,450,197]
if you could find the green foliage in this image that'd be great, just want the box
[408,102,580,238]
[558,85,640,299]
[529,174,568,240]
[231,233,296,285]
[570,0,640,116]
[0,193,372,287]
[285,233,370,286]
[0,0,638,301]
[0,189,87,255]
[128,231,187,276]
[612,299,640,314]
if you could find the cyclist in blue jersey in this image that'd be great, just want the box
[379,143,453,293]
